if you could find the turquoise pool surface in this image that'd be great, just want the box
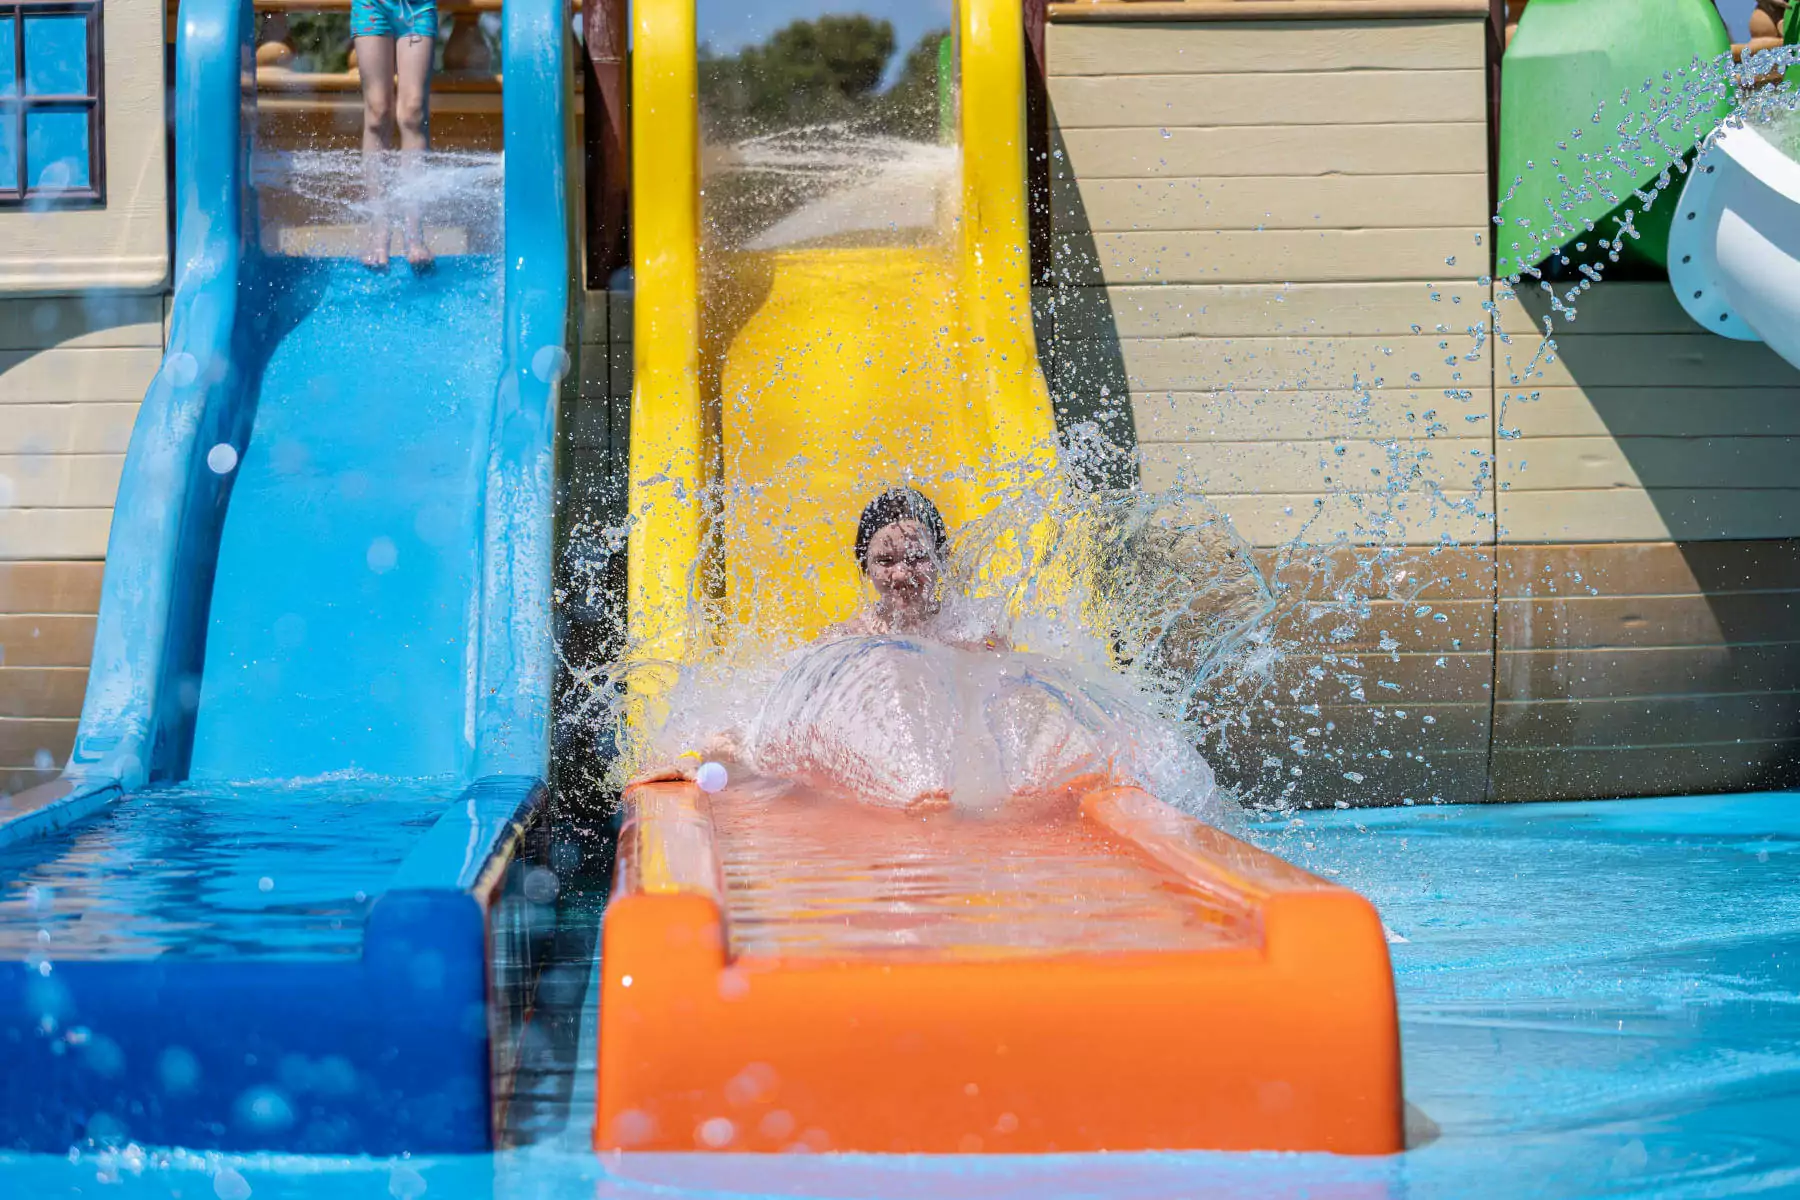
[2,791,1795,1196]
[0,781,451,959]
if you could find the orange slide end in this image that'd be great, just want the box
[595,780,1403,1155]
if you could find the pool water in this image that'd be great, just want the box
[0,781,452,959]
[2,791,1796,1196]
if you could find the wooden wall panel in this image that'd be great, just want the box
[0,403,140,455]
[0,348,162,405]
[1494,541,1800,802]
[0,511,114,562]
[1053,173,1489,233]
[1141,438,1490,494]
[0,298,163,580]
[0,718,76,788]
[1201,545,1495,806]
[0,616,97,668]
[0,296,164,350]
[1498,333,1800,390]
[0,456,126,509]
[1133,389,1487,442]
[1053,281,1488,338]
[1494,282,1800,544]
[1490,744,1800,803]
[1046,18,1485,74]
[1056,229,1486,285]
[1045,15,1495,567]
[0,669,88,719]
[1073,333,1483,391]
[1501,387,1800,439]
[0,561,104,612]
[1499,491,1800,544]
[0,562,102,792]
[1049,69,1487,128]
[1056,123,1488,178]
[1133,487,1491,546]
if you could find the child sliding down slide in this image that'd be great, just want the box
[633,488,1227,822]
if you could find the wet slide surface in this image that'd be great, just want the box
[191,257,500,780]
[713,246,978,638]
[713,782,1250,958]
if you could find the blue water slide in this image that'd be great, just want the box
[0,0,572,1153]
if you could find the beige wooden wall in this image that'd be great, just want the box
[1043,7,1498,806]
[1045,3,1800,806]
[1491,284,1800,799]
[0,297,164,794]
[0,3,171,794]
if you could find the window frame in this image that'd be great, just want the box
[0,0,106,207]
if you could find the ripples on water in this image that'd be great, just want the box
[0,781,451,959]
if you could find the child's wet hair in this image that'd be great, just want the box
[854,487,949,572]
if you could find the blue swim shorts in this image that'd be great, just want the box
[350,0,438,40]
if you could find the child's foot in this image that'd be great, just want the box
[362,223,390,272]
[404,235,435,274]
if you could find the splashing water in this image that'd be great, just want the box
[564,437,1273,825]
[252,149,505,256]
[559,45,1800,820]
[1493,45,1800,479]
[702,123,959,251]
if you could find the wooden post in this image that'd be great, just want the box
[1487,0,1505,276]
[584,0,629,286]
[1023,0,1050,288]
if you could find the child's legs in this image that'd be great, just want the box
[356,35,399,158]
[393,34,434,243]
[356,34,399,252]
[395,35,433,153]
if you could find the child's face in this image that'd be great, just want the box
[865,519,940,606]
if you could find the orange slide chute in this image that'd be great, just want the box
[596,779,1403,1154]
[602,0,1403,1155]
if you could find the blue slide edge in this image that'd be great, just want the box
[0,0,571,827]
[0,0,257,826]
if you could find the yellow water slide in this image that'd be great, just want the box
[626,0,1059,661]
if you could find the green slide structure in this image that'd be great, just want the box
[1498,0,1732,279]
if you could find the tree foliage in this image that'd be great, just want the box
[701,16,950,142]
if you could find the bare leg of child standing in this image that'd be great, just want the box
[354,0,437,272]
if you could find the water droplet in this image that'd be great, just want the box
[213,1166,252,1200]
[388,1163,429,1200]
[523,866,560,903]
[697,1116,736,1147]
[234,1086,294,1133]
[206,443,239,475]
[696,761,729,793]
[367,536,399,573]
[531,345,571,383]
[166,352,198,387]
